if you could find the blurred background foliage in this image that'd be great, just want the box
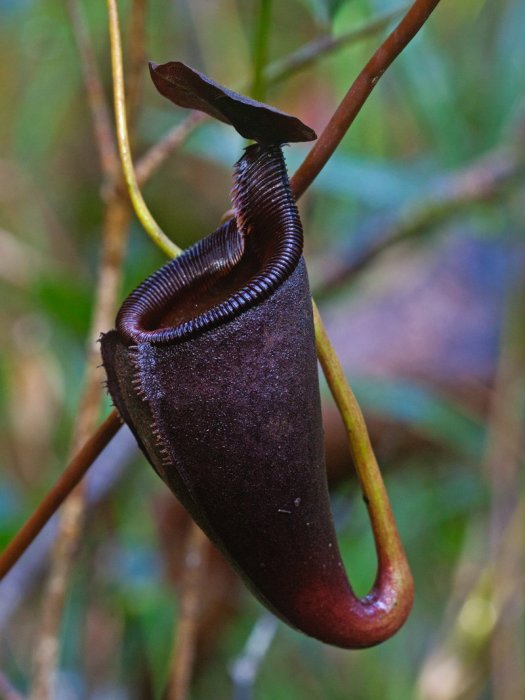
[0,0,524,698]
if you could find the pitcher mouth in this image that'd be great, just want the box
[116,145,303,346]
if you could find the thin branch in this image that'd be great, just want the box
[0,411,121,581]
[291,0,443,199]
[266,4,408,85]
[135,111,207,187]
[107,0,181,258]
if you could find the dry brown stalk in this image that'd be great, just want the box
[28,1,143,696]
[167,525,210,700]
[30,201,131,700]
[484,278,525,700]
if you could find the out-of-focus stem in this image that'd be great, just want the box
[315,146,525,298]
[167,524,209,700]
[266,4,407,85]
[484,276,525,700]
[29,3,143,697]
[67,0,118,178]
[30,206,131,700]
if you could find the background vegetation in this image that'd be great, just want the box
[0,0,524,698]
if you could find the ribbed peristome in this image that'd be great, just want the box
[116,144,303,345]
